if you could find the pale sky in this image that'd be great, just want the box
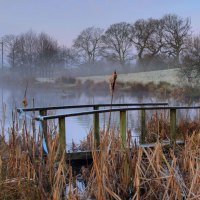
[1,0,200,46]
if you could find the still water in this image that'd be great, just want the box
[0,84,199,146]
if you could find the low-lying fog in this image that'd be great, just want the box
[0,74,199,145]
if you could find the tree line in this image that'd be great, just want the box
[1,14,200,77]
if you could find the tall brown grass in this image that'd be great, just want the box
[2,111,200,199]
[140,110,200,143]
[0,115,67,200]
[81,131,200,199]
[107,71,117,132]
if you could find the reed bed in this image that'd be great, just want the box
[1,114,200,199]
[0,116,67,200]
[79,131,200,200]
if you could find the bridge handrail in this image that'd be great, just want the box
[21,104,200,154]
[17,102,168,112]
[35,106,200,121]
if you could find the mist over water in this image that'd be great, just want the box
[1,80,200,145]
[0,82,150,143]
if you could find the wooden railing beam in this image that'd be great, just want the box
[140,109,146,144]
[120,111,127,146]
[17,102,168,112]
[93,106,100,148]
[59,117,66,154]
[39,110,48,152]
[170,109,176,144]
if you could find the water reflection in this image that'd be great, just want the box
[1,84,200,144]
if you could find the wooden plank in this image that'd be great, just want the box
[36,106,200,121]
[67,151,93,161]
[140,140,184,148]
[17,102,168,112]
[66,140,185,161]
[120,111,127,146]
[140,109,146,144]
[39,110,48,152]
[93,106,100,148]
[170,109,176,143]
[59,117,66,154]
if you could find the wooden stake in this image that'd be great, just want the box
[39,110,48,152]
[120,111,127,147]
[170,109,176,144]
[140,109,146,144]
[93,106,100,148]
[59,117,66,154]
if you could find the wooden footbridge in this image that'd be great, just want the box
[17,102,198,163]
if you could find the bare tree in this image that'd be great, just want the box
[5,35,27,69]
[73,27,103,64]
[145,19,165,57]
[2,35,18,68]
[57,46,79,68]
[180,36,200,84]
[162,14,191,66]
[131,18,164,65]
[37,32,59,76]
[4,31,38,72]
[20,30,38,70]
[101,22,133,65]
[5,31,59,76]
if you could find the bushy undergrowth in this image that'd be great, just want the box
[77,79,200,102]
[56,76,76,85]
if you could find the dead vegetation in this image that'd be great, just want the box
[1,112,200,199]
[73,130,200,200]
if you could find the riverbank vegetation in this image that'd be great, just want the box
[1,112,200,199]
[2,74,200,103]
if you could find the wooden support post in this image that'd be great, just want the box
[170,109,176,143]
[59,117,66,154]
[93,106,100,148]
[140,109,146,144]
[58,117,66,198]
[39,110,48,152]
[120,111,127,146]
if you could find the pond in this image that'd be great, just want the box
[0,83,199,147]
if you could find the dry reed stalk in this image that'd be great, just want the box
[2,109,66,198]
[22,81,28,108]
[0,156,2,182]
[52,152,67,200]
[88,129,134,199]
[4,108,200,199]
[146,110,170,143]
[134,148,143,200]
[46,134,60,187]
[0,103,6,138]
[107,71,117,132]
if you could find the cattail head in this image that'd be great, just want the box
[22,81,28,108]
[109,70,117,94]
[22,97,28,108]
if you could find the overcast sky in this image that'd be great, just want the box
[1,0,200,46]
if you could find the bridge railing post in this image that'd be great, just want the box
[140,109,146,144]
[39,110,48,152]
[120,110,127,147]
[59,117,66,154]
[93,106,100,148]
[170,109,176,144]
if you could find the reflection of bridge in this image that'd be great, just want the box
[17,102,194,163]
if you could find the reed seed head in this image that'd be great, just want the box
[22,97,28,108]
[109,70,117,94]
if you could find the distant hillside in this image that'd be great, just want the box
[77,68,180,85]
